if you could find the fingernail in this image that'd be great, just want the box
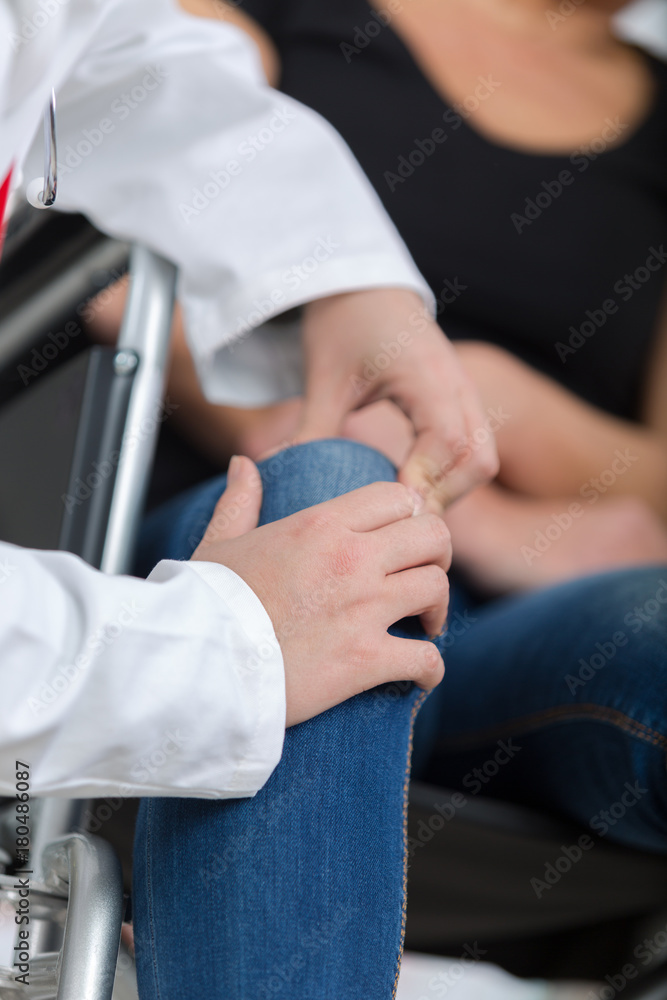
[408,487,425,515]
[227,455,241,483]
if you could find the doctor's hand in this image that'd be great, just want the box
[295,289,499,513]
[192,455,448,727]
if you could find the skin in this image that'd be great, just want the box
[377,0,655,154]
[90,0,667,593]
[191,456,450,724]
[372,0,667,590]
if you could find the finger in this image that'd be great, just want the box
[383,565,450,639]
[399,420,468,514]
[399,376,498,511]
[394,374,468,513]
[372,512,452,576]
[292,382,352,446]
[374,633,445,692]
[310,481,417,533]
[429,372,499,502]
[196,456,263,547]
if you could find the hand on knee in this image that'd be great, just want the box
[193,462,448,726]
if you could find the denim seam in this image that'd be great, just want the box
[392,689,428,1000]
[144,799,163,1000]
[435,704,667,754]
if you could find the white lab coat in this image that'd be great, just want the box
[0,0,431,799]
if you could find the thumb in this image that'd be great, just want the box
[198,455,263,547]
[293,380,357,445]
[399,429,461,515]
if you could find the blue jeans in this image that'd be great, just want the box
[133,439,667,999]
[133,441,429,1000]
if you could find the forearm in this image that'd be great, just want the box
[502,398,667,519]
[446,483,667,595]
[455,342,667,518]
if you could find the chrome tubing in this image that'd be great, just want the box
[99,247,176,575]
[42,836,123,1000]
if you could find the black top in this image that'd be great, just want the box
[243,0,667,419]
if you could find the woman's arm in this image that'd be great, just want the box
[445,483,667,595]
[179,0,280,85]
[444,324,667,593]
[456,340,667,521]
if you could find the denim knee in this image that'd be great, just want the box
[135,439,397,572]
[256,439,397,526]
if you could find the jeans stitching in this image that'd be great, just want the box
[144,799,162,1000]
[435,704,667,754]
[392,689,428,1000]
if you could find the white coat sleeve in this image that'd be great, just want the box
[15,0,434,405]
[0,542,285,799]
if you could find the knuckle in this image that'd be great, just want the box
[422,513,451,551]
[327,536,365,578]
[359,481,414,518]
[385,481,414,515]
[300,507,335,535]
[610,497,658,539]
[417,642,444,678]
[476,446,500,482]
[442,425,468,456]
[430,566,450,602]
[350,632,380,673]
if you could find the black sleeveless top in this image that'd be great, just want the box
[242,0,667,419]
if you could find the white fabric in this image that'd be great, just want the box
[397,953,593,1000]
[0,547,285,798]
[4,0,432,404]
[0,0,431,797]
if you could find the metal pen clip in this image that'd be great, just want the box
[27,89,58,209]
[41,88,58,207]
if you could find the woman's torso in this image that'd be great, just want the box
[242,0,667,420]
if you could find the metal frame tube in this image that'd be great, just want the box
[99,246,176,575]
[42,835,123,1000]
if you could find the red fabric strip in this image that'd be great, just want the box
[0,168,14,259]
